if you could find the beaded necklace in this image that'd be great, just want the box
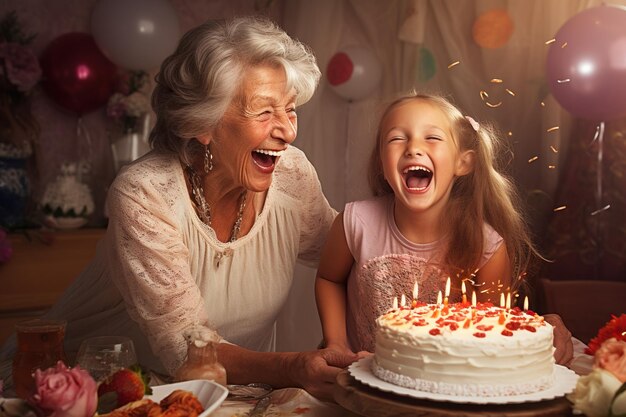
[185,164,247,267]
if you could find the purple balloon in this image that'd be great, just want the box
[546,5,626,121]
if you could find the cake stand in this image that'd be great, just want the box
[334,370,576,417]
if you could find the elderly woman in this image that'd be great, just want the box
[1,16,355,400]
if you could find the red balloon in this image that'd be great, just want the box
[40,33,117,115]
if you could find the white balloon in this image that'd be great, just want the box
[91,0,180,71]
[327,46,382,101]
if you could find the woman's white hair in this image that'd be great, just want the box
[150,16,321,165]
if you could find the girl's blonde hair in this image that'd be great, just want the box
[368,92,538,290]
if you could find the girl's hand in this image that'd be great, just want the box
[544,313,574,365]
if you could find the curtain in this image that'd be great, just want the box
[275,0,625,351]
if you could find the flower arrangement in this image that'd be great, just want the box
[568,316,626,417]
[106,70,150,134]
[587,314,626,355]
[0,10,41,149]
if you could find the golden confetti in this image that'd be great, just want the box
[508,131,513,136]
[490,78,503,83]
[550,146,558,153]
[591,204,611,216]
[557,78,571,84]
[528,156,539,163]
[480,90,489,100]
[485,101,502,108]
[561,42,568,48]
[548,165,556,169]
[540,101,545,107]
[448,61,460,69]
[553,205,567,212]
[545,38,556,45]
[547,126,559,132]
[506,88,515,96]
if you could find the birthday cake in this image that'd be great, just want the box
[372,302,555,396]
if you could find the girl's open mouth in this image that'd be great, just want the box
[403,166,432,191]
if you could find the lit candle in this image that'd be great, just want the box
[436,290,442,306]
[392,297,398,310]
[401,294,406,307]
[461,281,467,304]
[499,292,505,308]
[443,277,451,306]
[413,282,419,301]
[432,290,442,318]
[523,296,529,311]
[471,291,477,307]
[505,292,511,310]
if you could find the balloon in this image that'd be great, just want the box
[546,5,626,121]
[326,46,382,101]
[91,0,180,71]
[40,33,117,115]
[417,47,436,82]
[472,9,514,49]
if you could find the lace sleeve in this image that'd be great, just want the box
[275,147,337,267]
[105,168,213,374]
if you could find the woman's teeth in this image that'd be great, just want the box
[254,149,286,157]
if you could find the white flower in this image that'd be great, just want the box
[568,368,626,417]
[123,91,150,118]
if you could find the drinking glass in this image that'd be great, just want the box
[12,319,67,399]
[75,336,138,383]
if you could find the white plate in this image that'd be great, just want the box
[148,379,228,416]
[349,356,579,405]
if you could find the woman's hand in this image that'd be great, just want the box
[544,313,574,365]
[287,348,358,402]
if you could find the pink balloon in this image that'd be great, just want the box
[546,5,626,121]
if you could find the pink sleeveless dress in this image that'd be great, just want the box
[343,195,503,352]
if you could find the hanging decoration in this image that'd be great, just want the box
[326,46,382,102]
[40,32,117,115]
[546,5,626,121]
[472,9,514,49]
[91,0,180,71]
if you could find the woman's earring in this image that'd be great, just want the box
[204,145,213,173]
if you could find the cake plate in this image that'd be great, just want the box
[333,356,578,417]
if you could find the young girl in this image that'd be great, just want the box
[315,92,572,362]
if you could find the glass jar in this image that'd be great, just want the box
[12,319,67,399]
[174,340,227,386]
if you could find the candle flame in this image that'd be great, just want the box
[505,293,511,310]
[436,291,442,305]
[392,297,398,310]
[471,291,477,307]
[401,294,406,307]
[500,293,505,308]
[413,282,418,300]
[461,281,466,294]
[445,277,451,297]
[524,296,529,311]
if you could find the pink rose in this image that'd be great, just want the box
[0,42,41,92]
[594,337,626,383]
[32,362,97,417]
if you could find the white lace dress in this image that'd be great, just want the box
[2,146,335,376]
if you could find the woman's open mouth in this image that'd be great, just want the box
[251,148,286,171]
[402,166,432,191]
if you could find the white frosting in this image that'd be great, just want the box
[373,302,555,396]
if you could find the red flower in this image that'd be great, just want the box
[586,314,626,355]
